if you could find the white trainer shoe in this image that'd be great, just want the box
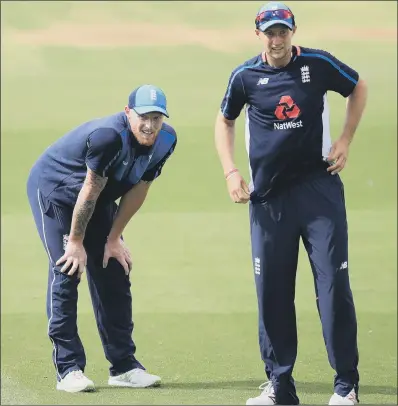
[108,368,161,388]
[246,381,277,405]
[56,370,95,393]
[329,388,358,405]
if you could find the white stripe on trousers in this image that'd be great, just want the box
[37,189,61,380]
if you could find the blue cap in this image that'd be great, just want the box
[255,2,295,32]
[128,84,169,118]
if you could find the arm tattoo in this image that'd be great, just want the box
[85,170,108,191]
[72,199,96,239]
[70,170,108,239]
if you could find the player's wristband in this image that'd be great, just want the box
[225,168,239,180]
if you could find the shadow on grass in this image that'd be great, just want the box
[96,380,397,395]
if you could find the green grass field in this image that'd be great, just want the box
[1,1,397,404]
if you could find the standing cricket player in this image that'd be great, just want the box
[214,2,367,405]
[27,84,177,393]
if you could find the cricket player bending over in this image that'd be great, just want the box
[214,2,367,405]
[27,85,177,393]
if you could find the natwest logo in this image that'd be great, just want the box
[274,95,301,120]
[274,120,303,130]
[274,95,302,130]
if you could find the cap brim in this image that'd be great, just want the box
[133,106,169,118]
[259,20,293,31]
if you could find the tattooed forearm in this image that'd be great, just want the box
[85,170,108,191]
[69,169,108,241]
[70,199,96,239]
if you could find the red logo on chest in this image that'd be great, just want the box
[274,96,301,120]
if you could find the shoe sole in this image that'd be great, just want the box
[56,384,96,393]
[107,379,161,388]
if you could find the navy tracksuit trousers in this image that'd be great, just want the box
[249,173,359,405]
[27,175,143,381]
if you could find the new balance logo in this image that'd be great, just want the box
[301,65,311,83]
[254,257,261,275]
[257,77,269,85]
[339,261,348,270]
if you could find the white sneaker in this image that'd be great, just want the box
[108,368,161,388]
[329,388,358,405]
[246,381,277,405]
[56,370,95,393]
